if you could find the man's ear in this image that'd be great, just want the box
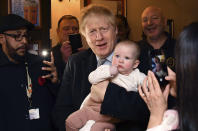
[0,34,5,45]
[133,60,140,69]
[56,28,59,34]
[115,26,118,35]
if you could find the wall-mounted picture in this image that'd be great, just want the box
[8,0,41,28]
[84,0,127,17]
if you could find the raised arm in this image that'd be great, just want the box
[101,82,150,121]
[89,65,118,84]
[90,80,150,122]
[138,71,169,129]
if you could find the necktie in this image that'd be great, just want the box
[97,59,106,67]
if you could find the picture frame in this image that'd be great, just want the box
[8,0,41,28]
[84,0,127,17]
[28,40,40,55]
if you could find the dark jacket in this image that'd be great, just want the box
[0,46,56,131]
[52,43,79,96]
[101,82,150,131]
[138,34,177,109]
[138,33,176,74]
[53,48,150,131]
[52,43,66,84]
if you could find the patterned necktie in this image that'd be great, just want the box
[97,59,106,67]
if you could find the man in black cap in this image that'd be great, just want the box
[0,14,59,131]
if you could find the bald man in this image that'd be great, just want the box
[138,6,176,110]
[138,6,175,74]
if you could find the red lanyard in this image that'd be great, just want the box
[25,62,32,107]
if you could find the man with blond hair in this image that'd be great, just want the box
[53,4,149,131]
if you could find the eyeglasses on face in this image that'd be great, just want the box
[3,33,30,42]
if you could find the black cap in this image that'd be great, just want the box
[0,14,34,33]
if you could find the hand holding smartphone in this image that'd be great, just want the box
[150,49,168,87]
[68,33,83,53]
[41,49,51,76]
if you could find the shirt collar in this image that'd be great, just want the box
[96,51,113,65]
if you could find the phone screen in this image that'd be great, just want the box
[41,49,51,76]
[150,49,168,87]
[68,33,83,53]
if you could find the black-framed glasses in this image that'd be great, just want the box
[3,33,30,42]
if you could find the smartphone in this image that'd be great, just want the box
[150,49,168,87]
[68,33,83,53]
[41,49,51,76]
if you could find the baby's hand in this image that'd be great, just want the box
[110,65,118,76]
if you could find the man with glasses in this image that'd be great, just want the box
[0,14,59,131]
[2,32,29,41]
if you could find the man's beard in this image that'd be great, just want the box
[6,40,27,63]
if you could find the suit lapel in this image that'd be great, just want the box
[87,51,97,75]
[79,49,97,101]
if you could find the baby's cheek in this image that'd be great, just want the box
[112,59,118,66]
[125,62,133,69]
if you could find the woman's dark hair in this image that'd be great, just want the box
[116,15,131,41]
[176,22,198,131]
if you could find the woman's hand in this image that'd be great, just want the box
[42,52,59,84]
[165,67,177,97]
[138,71,169,129]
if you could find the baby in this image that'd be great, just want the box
[66,40,146,131]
